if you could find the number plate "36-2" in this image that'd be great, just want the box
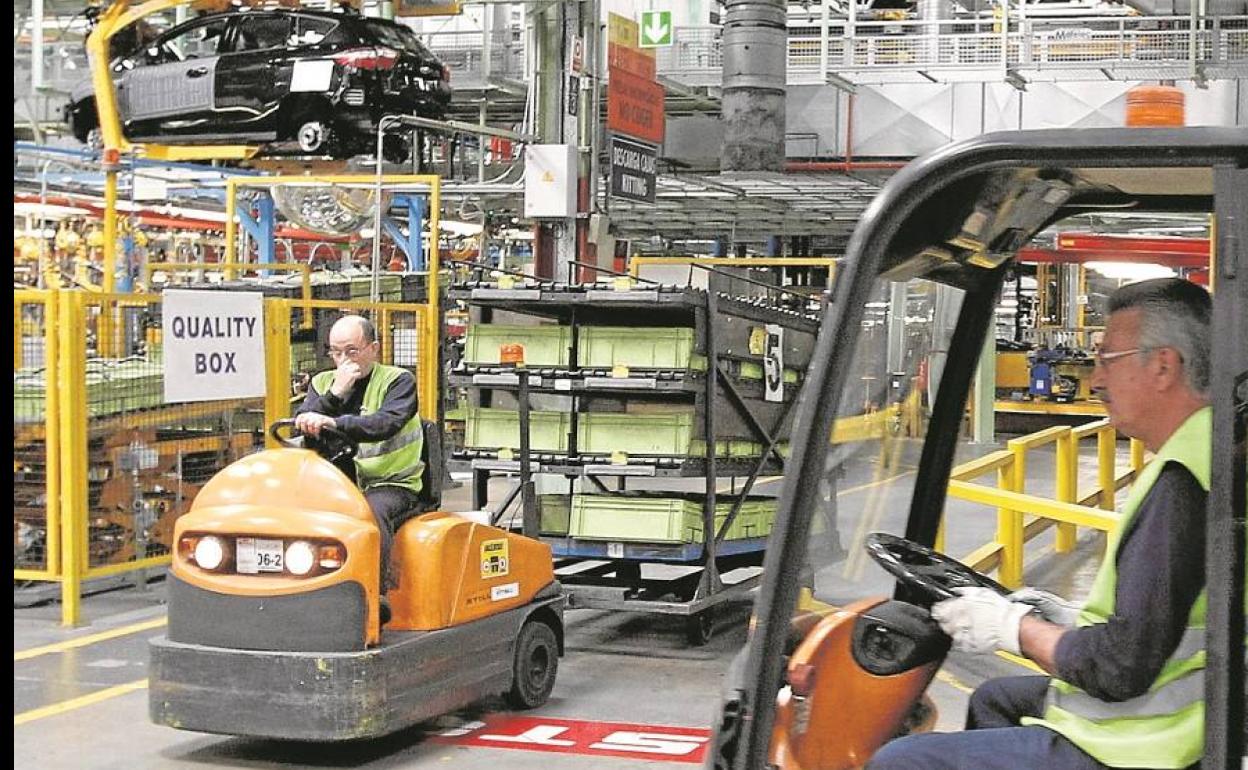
[236,537,284,574]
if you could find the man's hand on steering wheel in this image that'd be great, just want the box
[931,587,1034,655]
[295,412,337,438]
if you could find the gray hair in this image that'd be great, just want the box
[1107,278,1211,395]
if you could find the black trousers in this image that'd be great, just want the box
[363,485,423,591]
[866,675,1109,770]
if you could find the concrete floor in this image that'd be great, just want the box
[14,443,1110,769]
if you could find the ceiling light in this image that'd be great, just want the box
[1085,262,1176,281]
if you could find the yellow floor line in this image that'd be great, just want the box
[935,669,975,695]
[717,470,917,498]
[14,616,167,662]
[838,470,917,497]
[14,678,149,726]
[995,650,1045,674]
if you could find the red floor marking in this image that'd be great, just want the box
[430,714,712,763]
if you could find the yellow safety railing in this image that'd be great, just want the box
[939,419,1145,589]
[16,287,439,626]
[14,291,61,584]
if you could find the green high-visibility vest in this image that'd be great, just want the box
[1024,407,1220,768]
[312,364,423,495]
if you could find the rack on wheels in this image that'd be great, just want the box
[446,267,822,643]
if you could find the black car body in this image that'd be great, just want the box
[66,8,451,158]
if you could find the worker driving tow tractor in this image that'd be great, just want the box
[295,314,425,616]
[151,316,566,742]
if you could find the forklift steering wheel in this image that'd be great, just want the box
[269,418,359,464]
[865,532,1011,605]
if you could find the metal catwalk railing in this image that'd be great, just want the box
[651,14,1248,86]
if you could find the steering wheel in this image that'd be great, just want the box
[865,532,1011,605]
[269,418,359,464]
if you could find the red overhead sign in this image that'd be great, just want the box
[608,42,657,80]
[607,66,666,145]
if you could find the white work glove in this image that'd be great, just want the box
[931,587,1033,656]
[1009,587,1081,627]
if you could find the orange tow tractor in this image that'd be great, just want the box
[149,420,565,741]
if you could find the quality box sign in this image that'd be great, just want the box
[162,290,266,403]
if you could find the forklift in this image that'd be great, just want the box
[707,128,1245,769]
[148,419,565,741]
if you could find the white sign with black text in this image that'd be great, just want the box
[763,323,784,403]
[609,135,657,204]
[162,290,266,403]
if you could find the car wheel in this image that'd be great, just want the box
[686,608,715,646]
[86,127,104,152]
[381,135,410,165]
[295,119,332,155]
[504,619,558,709]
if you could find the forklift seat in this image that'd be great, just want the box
[415,419,443,512]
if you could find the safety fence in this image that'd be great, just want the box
[939,419,1145,589]
[13,290,431,626]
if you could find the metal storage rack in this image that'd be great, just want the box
[447,271,822,643]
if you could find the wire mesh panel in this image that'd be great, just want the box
[14,292,57,575]
[285,301,429,417]
[73,295,266,572]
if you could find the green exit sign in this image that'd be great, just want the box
[639,10,672,47]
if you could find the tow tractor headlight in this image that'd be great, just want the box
[285,540,317,576]
[191,535,226,571]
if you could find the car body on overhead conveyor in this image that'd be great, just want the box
[705,127,1247,770]
[66,6,451,161]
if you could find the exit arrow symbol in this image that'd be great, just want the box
[642,15,669,46]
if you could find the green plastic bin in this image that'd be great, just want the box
[568,494,767,543]
[464,408,570,452]
[567,495,703,543]
[537,494,571,535]
[464,324,572,367]
[578,413,765,457]
[576,327,704,370]
[578,412,694,455]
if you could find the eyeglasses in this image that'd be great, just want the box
[1094,347,1149,367]
[327,345,367,359]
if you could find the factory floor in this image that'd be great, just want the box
[14,442,1110,770]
